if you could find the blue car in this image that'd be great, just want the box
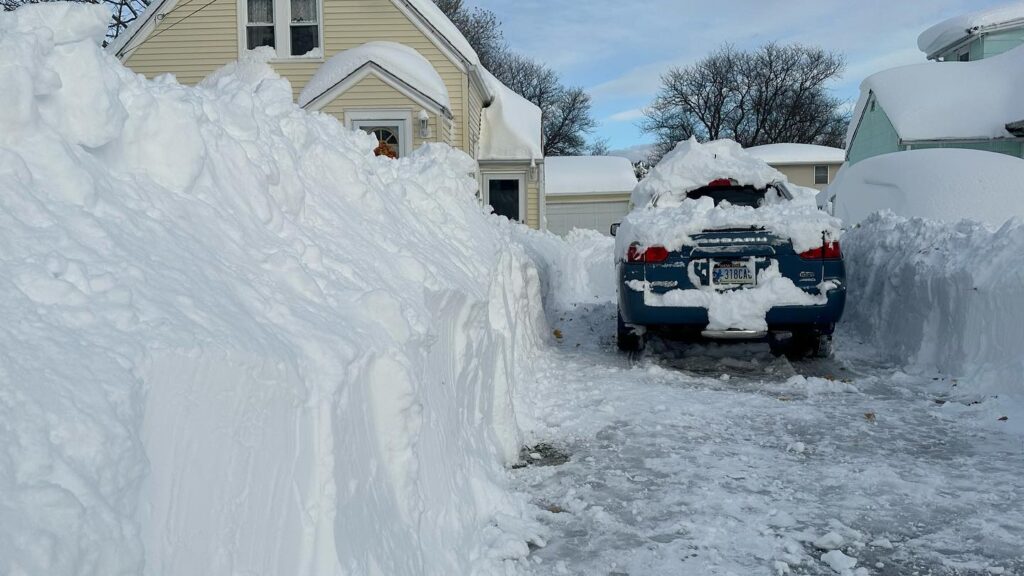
[614,181,846,358]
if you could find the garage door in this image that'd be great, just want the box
[546,201,630,236]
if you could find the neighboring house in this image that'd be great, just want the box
[846,4,1024,165]
[544,156,638,236]
[745,144,845,191]
[109,0,545,228]
[919,2,1024,62]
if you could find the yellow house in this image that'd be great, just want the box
[109,0,545,228]
[745,143,845,192]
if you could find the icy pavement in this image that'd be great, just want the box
[515,304,1024,576]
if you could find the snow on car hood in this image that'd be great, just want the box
[616,139,843,258]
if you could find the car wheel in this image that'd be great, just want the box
[810,334,834,359]
[617,311,646,353]
[769,331,821,360]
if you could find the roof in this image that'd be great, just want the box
[745,144,845,166]
[918,2,1024,58]
[298,42,449,111]
[545,156,638,196]
[478,70,543,161]
[106,0,177,58]
[401,0,479,66]
[846,44,1024,146]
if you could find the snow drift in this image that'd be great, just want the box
[844,213,1024,417]
[829,149,1024,226]
[0,4,549,575]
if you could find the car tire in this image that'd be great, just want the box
[617,311,646,353]
[770,331,834,360]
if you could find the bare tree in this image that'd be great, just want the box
[642,43,849,162]
[434,0,599,156]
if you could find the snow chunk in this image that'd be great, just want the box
[545,156,638,196]
[4,1,109,44]
[918,2,1024,57]
[815,531,846,551]
[746,143,846,166]
[632,138,785,207]
[821,550,858,573]
[830,149,1024,226]
[479,69,543,161]
[298,41,450,109]
[847,44,1024,145]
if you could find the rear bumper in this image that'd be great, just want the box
[619,283,847,334]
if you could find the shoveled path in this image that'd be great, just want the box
[514,304,1024,576]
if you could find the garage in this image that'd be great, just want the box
[544,156,638,236]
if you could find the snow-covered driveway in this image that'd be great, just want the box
[515,305,1024,576]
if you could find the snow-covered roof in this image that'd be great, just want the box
[632,138,786,208]
[545,156,638,196]
[918,2,1024,58]
[478,70,543,161]
[846,44,1024,146]
[298,42,449,110]
[829,148,1024,226]
[403,0,479,66]
[745,144,845,166]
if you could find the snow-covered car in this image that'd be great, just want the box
[614,139,846,357]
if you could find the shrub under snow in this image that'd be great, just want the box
[0,4,549,575]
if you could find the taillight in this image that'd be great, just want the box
[627,244,670,263]
[707,178,733,187]
[800,241,842,260]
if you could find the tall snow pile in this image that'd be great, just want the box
[0,4,549,575]
[829,149,1024,226]
[844,213,1024,421]
[508,227,616,310]
[618,138,841,258]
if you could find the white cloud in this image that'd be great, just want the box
[607,108,646,122]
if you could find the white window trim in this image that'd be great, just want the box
[482,172,527,224]
[237,0,324,61]
[346,110,414,158]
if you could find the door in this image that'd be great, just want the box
[483,174,526,223]
[546,200,630,236]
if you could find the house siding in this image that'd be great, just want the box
[479,161,541,229]
[847,94,901,165]
[982,29,1024,58]
[770,163,843,191]
[467,81,484,159]
[123,0,466,149]
[317,74,446,149]
[909,140,1024,158]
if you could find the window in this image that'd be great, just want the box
[364,126,401,158]
[483,174,526,222]
[242,0,320,58]
[348,112,413,158]
[958,51,970,62]
[814,165,829,185]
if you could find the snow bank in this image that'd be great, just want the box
[617,139,841,259]
[298,41,449,109]
[545,156,638,196]
[507,227,616,310]
[844,212,1024,414]
[846,44,1024,145]
[479,69,543,161]
[829,149,1024,226]
[0,5,550,575]
[918,1,1024,56]
[745,143,846,165]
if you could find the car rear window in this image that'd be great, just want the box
[686,185,770,207]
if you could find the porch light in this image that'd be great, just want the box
[418,110,430,138]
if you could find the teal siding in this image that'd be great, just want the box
[982,29,1024,58]
[937,37,983,61]
[909,140,1024,158]
[847,94,901,165]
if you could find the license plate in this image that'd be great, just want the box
[713,262,754,285]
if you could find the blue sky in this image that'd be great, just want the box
[473,0,1009,157]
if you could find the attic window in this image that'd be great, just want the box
[242,0,321,58]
